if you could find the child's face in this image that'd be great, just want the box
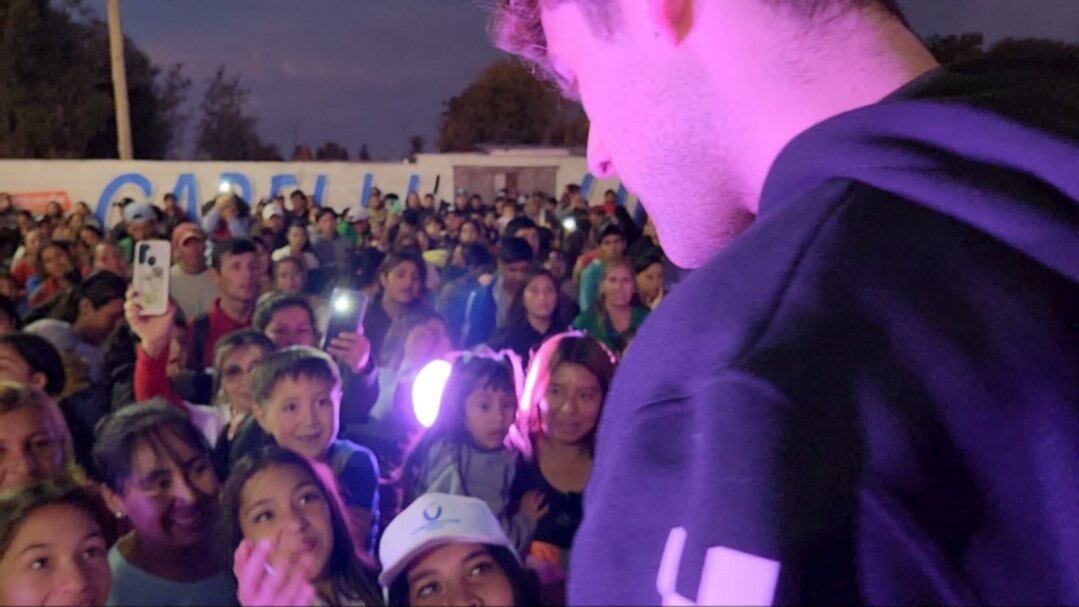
[109,430,220,549]
[463,385,517,450]
[0,504,111,606]
[256,376,339,461]
[238,463,333,583]
[405,542,513,607]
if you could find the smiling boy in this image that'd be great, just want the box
[249,346,381,552]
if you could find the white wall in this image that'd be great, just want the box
[0,151,632,227]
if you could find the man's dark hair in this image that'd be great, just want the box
[76,270,127,310]
[463,242,495,270]
[598,221,626,242]
[316,207,337,222]
[0,295,21,331]
[163,193,177,202]
[249,346,341,405]
[92,402,212,492]
[254,292,317,334]
[0,332,65,396]
[211,237,257,271]
[499,237,534,265]
[504,216,537,239]
[289,189,305,199]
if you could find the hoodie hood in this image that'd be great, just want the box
[762,56,1079,282]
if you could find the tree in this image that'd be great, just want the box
[406,134,425,162]
[924,33,986,65]
[153,63,192,158]
[195,65,280,160]
[924,33,1079,66]
[436,58,588,152]
[0,0,189,158]
[316,141,349,161]
[358,143,371,162]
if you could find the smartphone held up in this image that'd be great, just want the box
[133,240,171,316]
[322,288,369,348]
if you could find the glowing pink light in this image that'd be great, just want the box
[412,359,453,428]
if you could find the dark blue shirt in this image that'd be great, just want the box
[569,57,1079,605]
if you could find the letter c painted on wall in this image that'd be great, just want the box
[96,173,152,225]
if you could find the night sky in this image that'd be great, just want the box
[84,0,1079,160]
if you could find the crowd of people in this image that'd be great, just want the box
[0,184,676,606]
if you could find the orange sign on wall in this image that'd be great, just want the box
[9,191,72,215]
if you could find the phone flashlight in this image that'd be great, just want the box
[562,217,578,233]
[333,293,354,313]
[218,181,233,194]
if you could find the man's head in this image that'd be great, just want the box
[597,222,627,260]
[505,217,540,257]
[92,240,129,278]
[210,238,259,306]
[122,201,158,242]
[498,237,535,293]
[261,203,285,234]
[72,271,127,346]
[171,223,207,274]
[315,208,338,239]
[491,0,921,267]
[289,190,309,215]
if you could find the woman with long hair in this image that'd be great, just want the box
[491,268,573,367]
[570,258,649,357]
[514,333,616,603]
[30,241,81,309]
[225,446,383,606]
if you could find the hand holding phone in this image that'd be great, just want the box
[322,288,371,372]
[133,240,171,316]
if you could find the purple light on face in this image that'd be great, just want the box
[412,359,453,428]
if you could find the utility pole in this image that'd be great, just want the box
[107,0,133,160]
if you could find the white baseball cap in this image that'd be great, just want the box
[378,493,518,587]
[261,203,284,220]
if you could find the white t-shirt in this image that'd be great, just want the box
[107,545,237,606]
[169,265,217,321]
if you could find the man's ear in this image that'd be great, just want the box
[29,371,49,393]
[647,0,692,45]
[100,483,126,519]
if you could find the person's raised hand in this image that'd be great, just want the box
[520,490,549,524]
[234,538,316,607]
[124,286,176,358]
[326,331,371,374]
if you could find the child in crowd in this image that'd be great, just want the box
[248,346,381,553]
[93,403,236,606]
[380,493,541,607]
[400,354,546,552]
[0,481,114,606]
[225,446,383,607]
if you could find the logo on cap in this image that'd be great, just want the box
[411,502,460,536]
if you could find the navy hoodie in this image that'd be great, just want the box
[568,57,1079,605]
